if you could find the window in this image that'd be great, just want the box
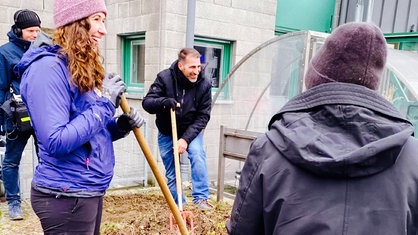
[385,32,418,53]
[194,37,233,100]
[120,34,146,97]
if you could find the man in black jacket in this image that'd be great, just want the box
[142,48,213,210]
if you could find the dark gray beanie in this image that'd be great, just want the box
[14,9,41,30]
[305,22,387,90]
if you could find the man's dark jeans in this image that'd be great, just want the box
[2,129,35,205]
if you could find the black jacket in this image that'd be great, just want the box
[142,60,212,143]
[227,83,418,235]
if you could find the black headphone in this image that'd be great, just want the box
[13,9,41,37]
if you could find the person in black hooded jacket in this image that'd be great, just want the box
[227,22,418,234]
[142,48,213,210]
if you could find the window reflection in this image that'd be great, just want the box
[132,43,145,84]
[195,45,222,88]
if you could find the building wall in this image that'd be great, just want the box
[339,0,418,33]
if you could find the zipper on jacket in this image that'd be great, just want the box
[86,157,90,170]
[181,89,185,113]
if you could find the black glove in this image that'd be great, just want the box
[117,107,144,132]
[162,98,178,110]
[103,73,126,108]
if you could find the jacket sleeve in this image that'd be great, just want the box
[106,117,130,141]
[21,57,116,156]
[227,136,266,235]
[181,83,212,144]
[142,74,168,114]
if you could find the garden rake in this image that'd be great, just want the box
[169,107,195,234]
[120,95,189,235]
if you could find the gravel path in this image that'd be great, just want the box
[0,199,43,235]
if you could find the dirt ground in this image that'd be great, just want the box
[0,187,233,235]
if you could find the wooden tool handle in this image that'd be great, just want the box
[171,108,183,211]
[120,94,188,235]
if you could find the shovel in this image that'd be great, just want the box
[119,95,189,235]
[169,107,194,234]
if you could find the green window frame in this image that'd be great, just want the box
[384,32,418,52]
[194,37,232,100]
[120,34,146,97]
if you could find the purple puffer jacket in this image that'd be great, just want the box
[15,44,127,195]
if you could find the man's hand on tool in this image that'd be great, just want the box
[162,98,178,110]
[117,106,145,132]
[178,138,188,154]
[103,73,126,108]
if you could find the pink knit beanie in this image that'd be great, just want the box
[54,0,107,28]
[305,22,387,90]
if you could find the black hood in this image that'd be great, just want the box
[7,29,31,50]
[266,83,414,178]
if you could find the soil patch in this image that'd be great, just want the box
[0,187,232,235]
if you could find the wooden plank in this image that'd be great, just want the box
[217,125,262,201]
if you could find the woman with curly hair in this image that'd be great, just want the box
[14,0,144,234]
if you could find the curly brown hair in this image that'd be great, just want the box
[53,18,105,93]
